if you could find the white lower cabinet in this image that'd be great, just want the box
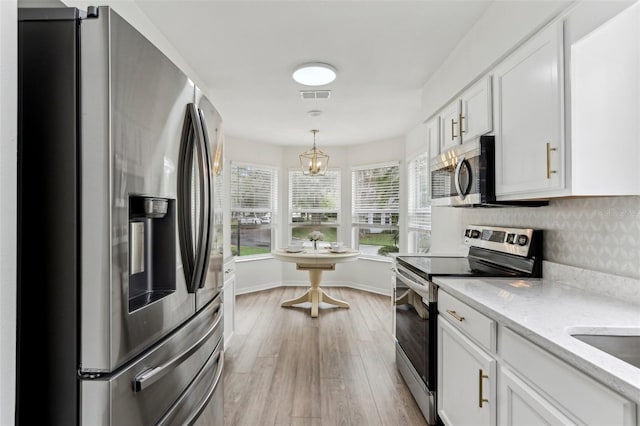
[499,366,575,426]
[500,327,636,426]
[223,259,235,347]
[437,290,637,426]
[437,316,497,426]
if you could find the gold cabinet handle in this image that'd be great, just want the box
[451,119,458,140]
[478,369,489,408]
[459,113,466,136]
[546,143,557,179]
[446,309,465,322]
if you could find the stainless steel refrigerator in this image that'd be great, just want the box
[17,6,224,425]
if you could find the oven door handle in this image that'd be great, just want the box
[396,271,431,302]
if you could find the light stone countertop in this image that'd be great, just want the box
[432,275,640,403]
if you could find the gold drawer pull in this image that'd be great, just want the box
[479,369,489,407]
[451,119,458,140]
[459,113,466,135]
[546,143,557,179]
[446,309,465,322]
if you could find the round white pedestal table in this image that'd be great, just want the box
[272,248,360,318]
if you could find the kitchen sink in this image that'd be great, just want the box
[571,333,640,369]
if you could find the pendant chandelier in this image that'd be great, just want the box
[299,129,329,176]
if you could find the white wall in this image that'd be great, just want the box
[231,136,403,296]
[420,0,572,121]
[62,0,212,98]
[234,257,284,295]
[0,1,17,423]
[421,0,568,252]
[346,137,404,168]
[422,0,638,259]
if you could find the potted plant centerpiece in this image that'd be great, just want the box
[308,230,324,251]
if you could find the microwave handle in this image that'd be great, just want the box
[454,156,465,199]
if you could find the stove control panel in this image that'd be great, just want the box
[464,225,539,257]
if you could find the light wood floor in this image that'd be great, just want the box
[223,286,428,426]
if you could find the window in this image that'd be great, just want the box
[352,162,399,257]
[288,170,341,244]
[407,152,431,253]
[230,163,277,257]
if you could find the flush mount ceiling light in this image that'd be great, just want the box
[299,129,329,176]
[292,63,337,86]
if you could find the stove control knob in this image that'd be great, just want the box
[470,230,481,239]
[464,229,472,238]
[506,233,516,244]
[517,235,529,246]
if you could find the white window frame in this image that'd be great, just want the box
[288,168,341,246]
[230,162,278,259]
[351,161,400,259]
[407,152,431,253]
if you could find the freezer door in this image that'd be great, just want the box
[194,88,225,311]
[80,7,196,373]
[81,295,223,425]
[157,342,224,425]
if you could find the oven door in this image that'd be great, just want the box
[394,266,438,424]
[394,267,435,388]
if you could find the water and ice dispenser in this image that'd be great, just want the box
[128,196,176,312]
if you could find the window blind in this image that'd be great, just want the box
[352,164,399,226]
[408,153,431,230]
[231,163,278,213]
[289,170,341,216]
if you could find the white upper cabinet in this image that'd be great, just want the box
[493,21,565,199]
[440,76,493,153]
[569,1,640,195]
[425,1,639,201]
[440,99,462,152]
[461,77,493,143]
[491,1,640,200]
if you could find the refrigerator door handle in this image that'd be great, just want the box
[132,302,222,393]
[178,103,210,293]
[196,108,214,289]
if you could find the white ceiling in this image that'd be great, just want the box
[78,1,495,146]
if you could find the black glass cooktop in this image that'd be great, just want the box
[396,255,522,280]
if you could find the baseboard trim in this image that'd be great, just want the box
[235,280,391,297]
[234,281,283,296]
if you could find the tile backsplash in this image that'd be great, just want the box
[461,196,640,279]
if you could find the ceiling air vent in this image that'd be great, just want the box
[300,90,331,100]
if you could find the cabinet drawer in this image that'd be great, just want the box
[501,327,636,425]
[439,290,496,352]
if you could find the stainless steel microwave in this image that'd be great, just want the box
[430,136,495,207]
[430,136,548,207]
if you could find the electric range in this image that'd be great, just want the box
[394,225,543,425]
